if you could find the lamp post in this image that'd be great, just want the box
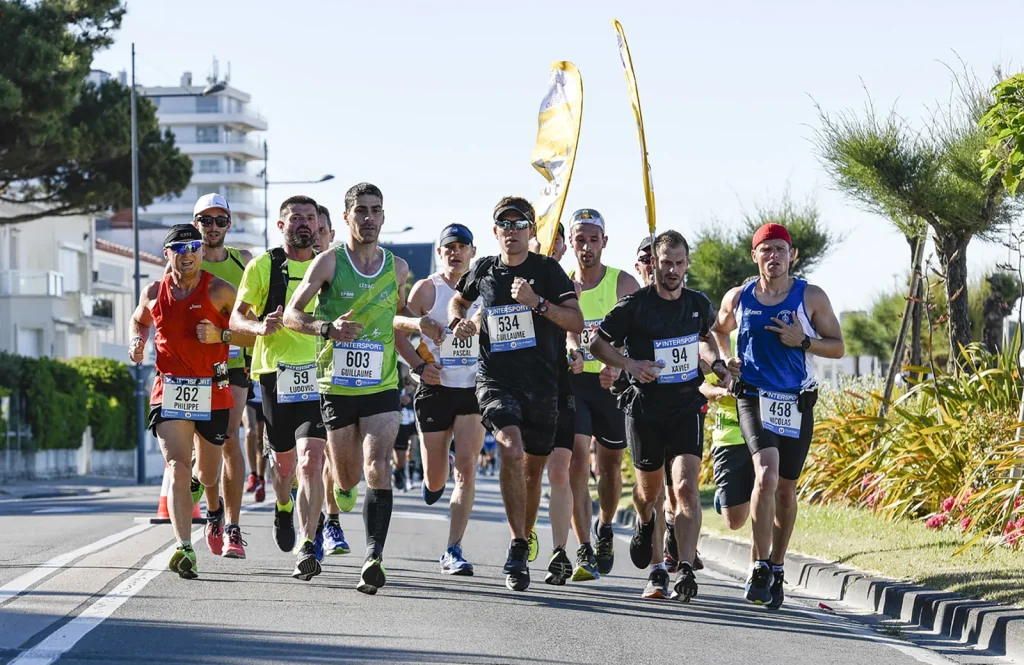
[260,141,334,250]
[130,43,225,485]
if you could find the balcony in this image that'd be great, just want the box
[81,294,114,327]
[177,139,263,161]
[144,197,264,219]
[0,270,64,297]
[191,171,264,189]
[156,110,268,132]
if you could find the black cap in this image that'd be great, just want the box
[439,223,474,247]
[164,223,203,247]
[557,222,565,240]
[637,236,653,254]
[493,198,535,223]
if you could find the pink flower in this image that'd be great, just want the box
[1014,495,1023,510]
[926,513,948,529]
[941,496,956,513]
[861,473,877,489]
[960,517,973,532]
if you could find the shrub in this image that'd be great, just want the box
[66,358,136,450]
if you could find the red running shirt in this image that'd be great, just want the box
[149,271,234,410]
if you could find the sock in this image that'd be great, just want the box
[326,512,340,526]
[598,521,613,538]
[277,498,293,512]
[649,562,667,573]
[754,559,771,571]
[771,563,784,573]
[179,540,192,550]
[423,482,445,506]
[225,523,237,532]
[363,488,394,560]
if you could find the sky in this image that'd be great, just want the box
[92,0,1024,313]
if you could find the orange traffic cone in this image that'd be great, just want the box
[136,464,206,524]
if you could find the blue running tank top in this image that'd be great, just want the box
[736,278,816,393]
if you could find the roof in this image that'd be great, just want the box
[96,237,165,266]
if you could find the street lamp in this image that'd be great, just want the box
[261,141,334,250]
[130,42,225,485]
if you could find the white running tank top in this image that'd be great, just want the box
[424,272,480,389]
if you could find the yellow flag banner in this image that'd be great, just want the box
[531,61,583,257]
[612,19,656,235]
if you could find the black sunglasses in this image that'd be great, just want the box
[637,255,652,265]
[196,215,230,228]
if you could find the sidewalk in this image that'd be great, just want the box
[0,476,139,500]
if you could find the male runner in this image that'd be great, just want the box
[232,195,344,581]
[449,196,583,591]
[128,224,254,578]
[711,223,844,609]
[284,182,411,595]
[394,223,485,575]
[393,373,416,491]
[566,209,639,579]
[190,193,252,559]
[590,230,731,601]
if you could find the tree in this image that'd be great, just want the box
[688,191,837,307]
[0,0,192,224]
[814,67,1022,367]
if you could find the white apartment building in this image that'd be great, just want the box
[96,65,267,256]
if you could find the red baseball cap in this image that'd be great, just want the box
[752,223,792,249]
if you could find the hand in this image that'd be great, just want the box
[453,318,478,341]
[421,362,443,386]
[419,316,446,345]
[726,356,742,377]
[568,348,584,374]
[713,362,733,392]
[259,306,285,336]
[598,365,619,390]
[626,358,663,384]
[328,309,365,343]
[196,319,222,344]
[511,277,540,309]
[766,316,806,348]
[128,337,145,364]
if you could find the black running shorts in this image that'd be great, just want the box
[476,379,558,457]
[570,372,626,450]
[394,423,416,451]
[228,367,250,389]
[321,390,400,432]
[258,372,326,453]
[712,443,755,508]
[149,406,230,446]
[414,384,480,433]
[736,393,814,481]
[626,411,705,473]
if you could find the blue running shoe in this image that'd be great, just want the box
[440,544,474,576]
[313,513,325,562]
[324,520,350,555]
[745,561,773,604]
[714,489,723,515]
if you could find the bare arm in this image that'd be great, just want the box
[806,285,845,359]
[711,286,743,375]
[128,281,159,363]
[284,251,334,337]
[203,278,256,347]
[394,277,445,344]
[616,270,640,300]
[591,335,660,383]
[544,297,585,335]
[238,249,253,266]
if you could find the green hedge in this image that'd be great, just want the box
[66,358,136,451]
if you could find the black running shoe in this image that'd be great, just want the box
[744,562,773,604]
[629,512,655,569]
[670,563,698,602]
[503,539,530,591]
[357,557,387,595]
[592,519,615,575]
[767,567,785,609]
[664,522,678,572]
[545,547,572,586]
[273,505,296,553]
[292,540,321,581]
[642,567,670,599]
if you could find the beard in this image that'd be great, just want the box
[286,229,315,249]
[655,272,682,292]
[203,235,224,249]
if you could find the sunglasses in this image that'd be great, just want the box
[196,215,230,228]
[166,240,203,255]
[494,219,531,231]
[636,254,652,265]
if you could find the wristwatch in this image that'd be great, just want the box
[220,329,232,344]
[448,317,462,331]
[320,322,333,339]
[800,335,812,351]
[534,296,549,316]
[412,362,427,376]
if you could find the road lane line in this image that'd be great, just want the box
[31,507,99,515]
[0,524,153,602]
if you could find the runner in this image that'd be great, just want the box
[449,196,583,591]
[710,222,844,609]
[284,182,410,595]
[393,371,416,492]
[128,224,254,579]
[566,209,639,579]
[231,195,342,580]
[243,381,267,503]
[590,230,732,601]
[189,193,252,559]
[393,222,486,575]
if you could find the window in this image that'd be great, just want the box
[59,247,81,292]
[196,96,220,113]
[197,159,222,174]
[17,328,42,358]
[196,126,219,143]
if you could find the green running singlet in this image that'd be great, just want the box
[201,246,247,370]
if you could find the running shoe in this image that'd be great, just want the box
[670,563,698,602]
[664,522,678,572]
[571,544,600,582]
[423,482,445,506]
[693,550,704,571]
[527,529,539,563]
[545,547,572,586]
[503,539,531,592]
[745,561,773,604]
[592,519,615,575]
[357,557,387,595]
[245,473,258,493]
[324,521,350,555]
[334,486,357,513]
[440,544,474,576]
[253,480,265,503]
[273,503,296,553]
[222,525,246,559]
[714,488,723,515]
[190,475,203,505]
[629,511,656,569]
[768,567,785,609]
[313,513,325,562]
[642,567,669,599]
[205,516,224,556]
[292,540,322,581]
[168,544,198,580]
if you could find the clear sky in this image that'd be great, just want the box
[92,0,1024,313]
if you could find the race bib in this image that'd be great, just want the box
[161,376,212,421]
[276,362,318,403]
[228,345,241,359]
[486,304,537,352]
[332,340,384,387]
[652,334,699,384]
[759,390,802,438]
[581,319,602,361]
[439,329,478,366]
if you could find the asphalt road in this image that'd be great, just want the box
[0,476,1008,665]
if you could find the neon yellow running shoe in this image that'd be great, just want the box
[190,476,203,505]
[357,557,388,595]
[168,544,198,580]
[527,529,539,563]
[334,486,357,513]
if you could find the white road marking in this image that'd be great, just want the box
[31,507,99,515]
[391,511,448,522]
[0,524,152,601]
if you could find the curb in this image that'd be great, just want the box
[614,505,1024,662]
[2,487,111,500]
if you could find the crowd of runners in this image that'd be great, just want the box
[129,183,844,603]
